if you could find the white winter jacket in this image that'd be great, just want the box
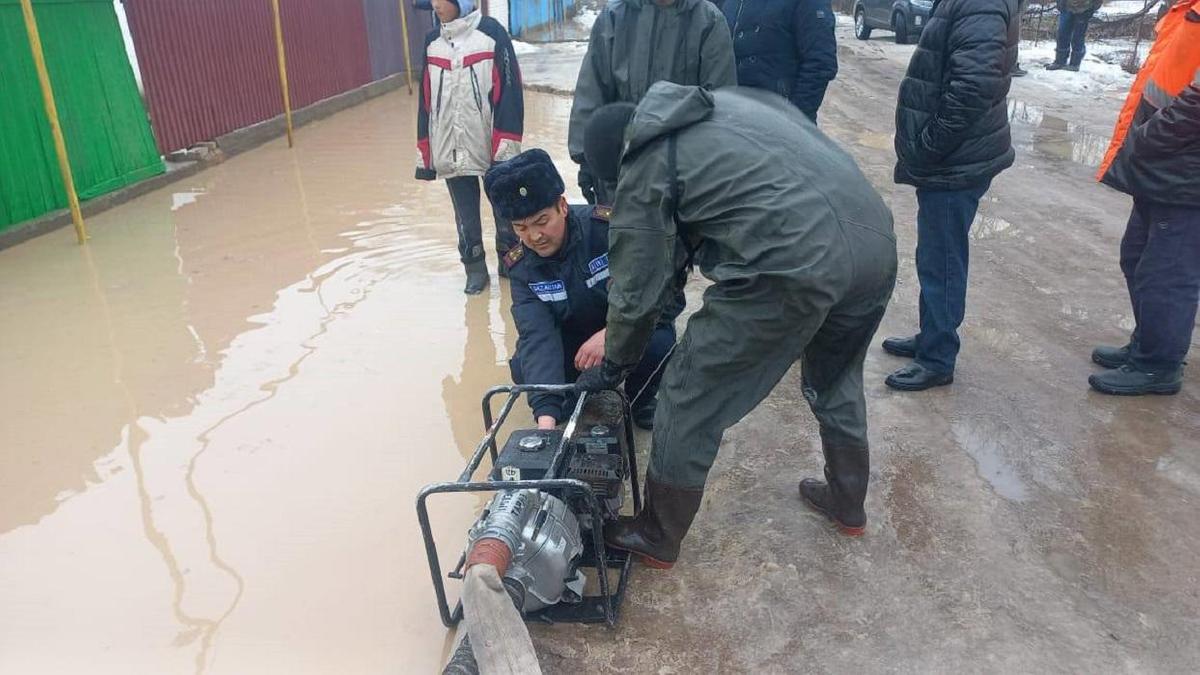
[416,11,524,180]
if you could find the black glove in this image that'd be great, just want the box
[577,163,597,205]
[574,358,631,393]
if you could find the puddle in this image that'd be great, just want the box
[950,420,1031,502]
[0,90,575,674]
[1008,99,1110,168]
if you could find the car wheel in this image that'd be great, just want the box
[893,12,910,44]
[855,8,872,40]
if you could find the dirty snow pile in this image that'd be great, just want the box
[1018,39,1138,95]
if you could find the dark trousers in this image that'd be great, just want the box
[914,181,991,374]
[1055,9,1095,67]
[446,176,518,264]
[1119,199,1200,370]
[649,221,897,488]
[509,324,677,417]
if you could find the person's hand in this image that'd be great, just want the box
[574,329,606,371]
[537,415,557,430]
[575,358,630,393]
[578,164,597,205]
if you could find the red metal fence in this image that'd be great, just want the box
[123,0,375,154]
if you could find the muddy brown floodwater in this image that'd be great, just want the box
[0,91,579,674]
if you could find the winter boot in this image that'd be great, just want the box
[463,260,490,295]
[631,396,657,431]
[1046,62,1068,71]
[1089,364,1183,396]
[799,445,870,536]
[1091,343,1132,369]
[605,477,703,569]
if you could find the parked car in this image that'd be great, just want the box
[853,0,933,44]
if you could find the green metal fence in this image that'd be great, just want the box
[0,0,163,232]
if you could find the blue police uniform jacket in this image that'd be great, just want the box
[506,204,680,420]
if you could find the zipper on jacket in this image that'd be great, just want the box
[469,65,483,112]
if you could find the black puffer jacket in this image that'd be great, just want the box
[894,0,1019,190]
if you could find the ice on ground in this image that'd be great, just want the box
[513,40,541,55]
[516,41,588,93]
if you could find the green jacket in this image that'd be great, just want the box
[603,84,895,366]
[567,0,737,163]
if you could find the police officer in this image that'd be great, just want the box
[483,149,678,429]
[576,83,897,568]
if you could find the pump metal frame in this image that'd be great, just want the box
[416,384,642,628]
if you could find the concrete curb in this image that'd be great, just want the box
[0,73,411,252]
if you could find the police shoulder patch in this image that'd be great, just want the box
[592,205,612,222]
[503,245,526,269]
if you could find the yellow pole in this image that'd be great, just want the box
[270,0,295,148]
[398,0,415,94]
[20,0,87,244]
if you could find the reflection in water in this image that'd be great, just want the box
[441,293,518,462]
[951,420,1031,502]
[1008,99,1110,168]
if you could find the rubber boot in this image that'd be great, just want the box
[799,445,869,536]
[604,477,703,569]
[463,260,489,295]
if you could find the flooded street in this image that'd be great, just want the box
[3,28,1200,674]
[0,91,578,674]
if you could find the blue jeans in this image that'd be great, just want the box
[914,181,991,374]
[1119,200,1200,370]
[1055,9,1094,66]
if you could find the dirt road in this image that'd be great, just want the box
[1,25,1197,675]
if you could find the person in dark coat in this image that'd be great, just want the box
[484,150,678,429]
[568,0,737,206]
[882,0,1019,391]
[720,0,838,121]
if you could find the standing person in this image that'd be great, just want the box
[568,0,736,206]
[416,0,524,294]
[721,0,838,121]
[1013,0,1028,76]
[483,150,680,429]
[1088,0,1200,396]
[881,0,1020,391]
[1046,0,1103,71]
[577,83,897,568]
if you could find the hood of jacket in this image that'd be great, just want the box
[440,10,481,42]
[625,82,715,156]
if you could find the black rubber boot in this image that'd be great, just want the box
[605,477,703,569]
[1092,343,1131,369]
[463,260,489,295]
[882,335,917,358]
[799,445,869,536]
[1089,364,1183,396]
[631,396,656,430]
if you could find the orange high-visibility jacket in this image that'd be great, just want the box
[1098,0,1200,205]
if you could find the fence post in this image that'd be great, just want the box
[19,0,87,244]
[270,0,295,148]
[399,0,415,94]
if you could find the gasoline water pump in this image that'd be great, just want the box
[416,385,641,667]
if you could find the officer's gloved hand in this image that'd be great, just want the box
[577,164,597,205]
[575,358,631,393]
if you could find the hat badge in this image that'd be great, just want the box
[519,186,528,197]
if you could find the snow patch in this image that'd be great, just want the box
[1018,39,1137,94]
